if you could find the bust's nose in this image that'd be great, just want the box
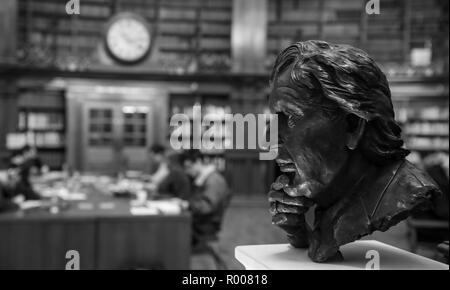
[275,145,293,163]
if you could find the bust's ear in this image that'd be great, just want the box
[346,114,366,150]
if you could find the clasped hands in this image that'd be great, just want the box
[268,174,314,248]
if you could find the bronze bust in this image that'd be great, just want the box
[268,40,441,263]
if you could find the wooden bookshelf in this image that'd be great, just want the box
[10,87,67,170]
[168,92,231,162]
[394,95,449,155]
[266,0,448,74]
[16,0,232,73]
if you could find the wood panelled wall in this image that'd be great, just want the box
[231,0,267,73]
[0,0,17,62]
[0,80,19,165]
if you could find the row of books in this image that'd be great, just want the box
[396,105,449,152]
[406,137,449,152]
[396,106,449,123]
[18,112,64,131]
[6,131,65,150]
[404,122,449,136]
[171,105,232,119]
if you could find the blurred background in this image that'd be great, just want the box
[0,0,448,269]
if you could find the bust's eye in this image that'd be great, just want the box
[287,115,296,128]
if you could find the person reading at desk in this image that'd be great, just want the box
[0,171,20,212]
[180,150,231,250]
[148,144,191,199]
[9,145,43,200]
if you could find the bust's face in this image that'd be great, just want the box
[269,66,351,205]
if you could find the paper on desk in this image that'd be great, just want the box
[61,192,87,201]
[19,200,43,210]
[39,188,87,201]
[130,206,159,216]
[147,200,182,215]
[99,202,116,210]
[130,201,182,215]
[78,202,94,210]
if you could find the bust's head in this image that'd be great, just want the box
[269,40,409,204]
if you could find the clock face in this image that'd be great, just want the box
[105,14,151,63]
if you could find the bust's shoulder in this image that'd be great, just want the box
[369,160,441,230]
[399,160,439,188]
[328,159,440,247]
[385,160,440,201]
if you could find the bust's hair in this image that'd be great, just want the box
[270,40,409,164]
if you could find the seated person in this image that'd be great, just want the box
[0,170,20,212]
[180,150,232,250]
[9,145,42,200]
[148,144,191,199]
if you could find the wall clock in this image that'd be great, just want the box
[104,13,151,64]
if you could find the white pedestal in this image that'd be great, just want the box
[235,240,449,270]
